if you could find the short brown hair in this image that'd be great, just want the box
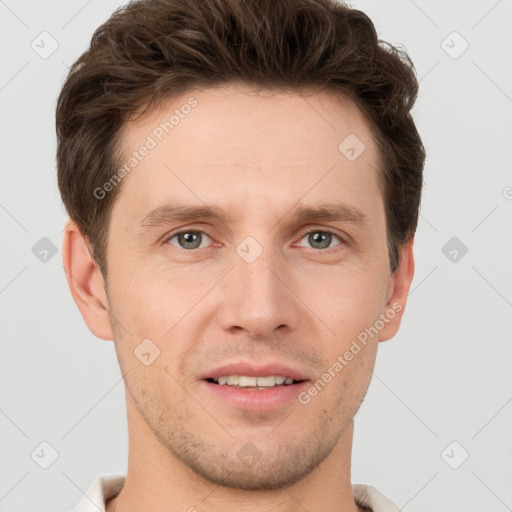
[56,0,425,277]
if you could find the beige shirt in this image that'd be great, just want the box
[70,475,402,511]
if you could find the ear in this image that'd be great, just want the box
[378,237,415,343]
[62,219,114,341]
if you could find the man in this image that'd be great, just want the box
[57,0,425,510]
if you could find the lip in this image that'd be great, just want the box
[198,361,310,412]
[199,361,309,381]
[200,379,311,412]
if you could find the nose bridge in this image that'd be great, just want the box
[220,231,299,337]
[237,234,280,293]
[236,232,284,305]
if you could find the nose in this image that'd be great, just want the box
[218,241,301,340]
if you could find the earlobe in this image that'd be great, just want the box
[62,219,114,341]
[378,237,415,343]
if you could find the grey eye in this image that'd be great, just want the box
[299,230,341,250]
[168,231,211,250]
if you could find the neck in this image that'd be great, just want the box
[107,394,365,512]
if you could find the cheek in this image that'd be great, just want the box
[304,266,387,338]
[108,268,209,373]
[106,269,168,356]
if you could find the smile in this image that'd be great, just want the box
[207,375,303,389]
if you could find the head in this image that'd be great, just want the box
[58,0,424,491]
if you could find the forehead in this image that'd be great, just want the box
[111,84,383,227]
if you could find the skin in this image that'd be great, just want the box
[63,84,415,512]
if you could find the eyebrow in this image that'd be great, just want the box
[138,200,369,230]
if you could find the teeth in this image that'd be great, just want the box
[213,375,297,387]
[239,376,257,387]
[257,376,277,387]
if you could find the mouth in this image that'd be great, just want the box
[205,375,306,390]
[199,363,310,411]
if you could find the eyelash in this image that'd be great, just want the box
[165,228,346,253]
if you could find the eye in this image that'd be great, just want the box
[166,230,212,250]
[164,228,345,252]
[296,229,344,251]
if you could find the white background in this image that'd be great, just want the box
[1,0,511,511]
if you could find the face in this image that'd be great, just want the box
[84,84,410,490]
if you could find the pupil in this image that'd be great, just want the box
[311,231,330,249]
[181,232,200,249]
